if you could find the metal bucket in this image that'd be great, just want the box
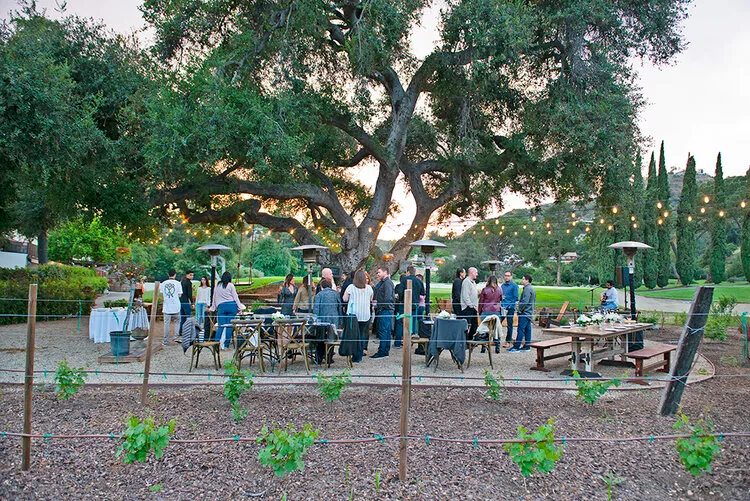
[110,331,131,357]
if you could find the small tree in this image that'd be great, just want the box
[709,153,727,283]
[741,168,750,282]
[642,152,659,289]
[656,142,672,287]
[675,155,697,285]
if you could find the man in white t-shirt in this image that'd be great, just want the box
[161,268,183,346]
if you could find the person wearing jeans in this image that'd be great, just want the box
[160,269,183,346]
[209,271,245,349]
[372,266,394,358]
[500,270,519,348]
[509,274,536,352]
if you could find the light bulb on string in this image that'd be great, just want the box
[513,231,518,236]
[704,196,710,203]
[612,207,618,214]
[632,223,638,228]
[585,226,590,232]
[687,216,693,222]
[522,224,527,229]
[657,201,663,209]
[532,216,537,222]
[547,230,552,234]
[546,222,551,228]
[571,212,576,218]
[630,215,636,221]
[719,210,725,217]
[741,201,747,208]
[663,211,669,218]
[566,229,570,234]
[700,207,706,214]
[529,230,534,235]
[599,218,605,224]
[658,218,663,225]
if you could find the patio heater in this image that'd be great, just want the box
[408,239,447,314]
[481,260,503,277]
[608,241,651,320]
[291,245,329,311]
[197,244,232,300]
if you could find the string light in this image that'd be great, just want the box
[612,207,618,214]
[571,212,576,218]
[704,196,710,203]
[630,216,636,221]
[741,201,747,209]
[719,210,725,217]
[687,216,693,222]
[566,229,570,233]
[632,223,638,228]
[529,230,534,235]
[700,207,706,214]
[585,226,590,232]
[532,216,537,222]
[657,218,663,225]
[657,202,663,209]
[663,211,669,218]
[599,218,605,224]
[607,225,613,231]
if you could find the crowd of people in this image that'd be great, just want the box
[157,265,547,363]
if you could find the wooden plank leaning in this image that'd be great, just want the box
[658,286,714,416]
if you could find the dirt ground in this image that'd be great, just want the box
[0,325,749,500]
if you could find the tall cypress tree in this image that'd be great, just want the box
[675,155,697,285]
[629,151,645,287]
[742,167,750,282]
[642,152,659,289]
[656,141,672,287]
[709,153,727,283]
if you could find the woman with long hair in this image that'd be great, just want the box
[342,270,374,363]
[208,271,245,348]
[195,276,211,325]
[478,274,503,353]
[279,273,297,316]
[293,275,315,314]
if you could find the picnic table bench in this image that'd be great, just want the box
[527,336,573,372]
[625,343,676,377]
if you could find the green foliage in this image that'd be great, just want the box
[483,369,505,401]
[709,154,727,283]
[316,370,351,403]
[116,415,176,464]
[657,142,673,288]
[503,419,564,476]
[223,362,254,421]
[642,153,659,289]
[149,484,163,493]
[742,168,750,282]
[48,217,125,263]
[572,370,621,405]
[374,470,382,493]
[256,423,320,477]
[675,156,698,285]
[0,265,105,326]
[599,471,626,501]
[674,412,721,476]
[249,237,300,276]
[705,296,737,341]
[54,359,86,400]
[103,299,129,308]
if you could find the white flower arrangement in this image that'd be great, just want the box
[603,312,622,323]
[271,312,286,320]
[437,310,451,319]
[576,314,593,326]
[591,312,605,324]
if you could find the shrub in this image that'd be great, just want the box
[257,423,320,477]
[705,296,736,341]
[674,412,721,476]
[0,265,106,325]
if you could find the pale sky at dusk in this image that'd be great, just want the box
[2,0,748,237]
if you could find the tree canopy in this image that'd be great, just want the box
[138,0,691,271]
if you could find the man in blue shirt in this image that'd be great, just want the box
[500,270,519,350]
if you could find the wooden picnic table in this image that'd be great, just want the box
[542,323,653,374]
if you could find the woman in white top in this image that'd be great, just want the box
[195,276,211,326]
[342,270,374,363]
[209,272,246,348]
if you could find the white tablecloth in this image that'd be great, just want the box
[89,308,150,343]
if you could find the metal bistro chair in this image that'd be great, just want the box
[231,318,264,370]
[274,318,309,373]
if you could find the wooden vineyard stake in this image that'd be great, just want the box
[658,286,714,416]
[22,284,38,471]
[141,282,160,406]
[399,283,413,482]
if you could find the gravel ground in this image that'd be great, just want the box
[0,319,746,500]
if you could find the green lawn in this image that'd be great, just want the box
[638,284,750,303]
[429,283,603,310]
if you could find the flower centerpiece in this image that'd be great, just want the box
[603,312,622,324]
[576,314,593,327]
[590,312,605,325]
[437,310,451,319]
[271,312,286,321]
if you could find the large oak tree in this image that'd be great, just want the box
[141,0,691,271]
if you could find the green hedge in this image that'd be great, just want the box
[0,265,107,325]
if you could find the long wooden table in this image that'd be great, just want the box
[542,323,653,374]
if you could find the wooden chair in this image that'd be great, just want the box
[189,316,221,372]
[548,301,570,327]
[231,319,264,371]
[274,318,309,373]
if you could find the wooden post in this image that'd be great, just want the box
[141,282,160,406]
[399,283,412,482]
[658,286,714,416]
[22,284,38,471]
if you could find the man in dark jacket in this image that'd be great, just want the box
[178,270,194,337]
[399,266,425,353]
[371,266,395,358]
